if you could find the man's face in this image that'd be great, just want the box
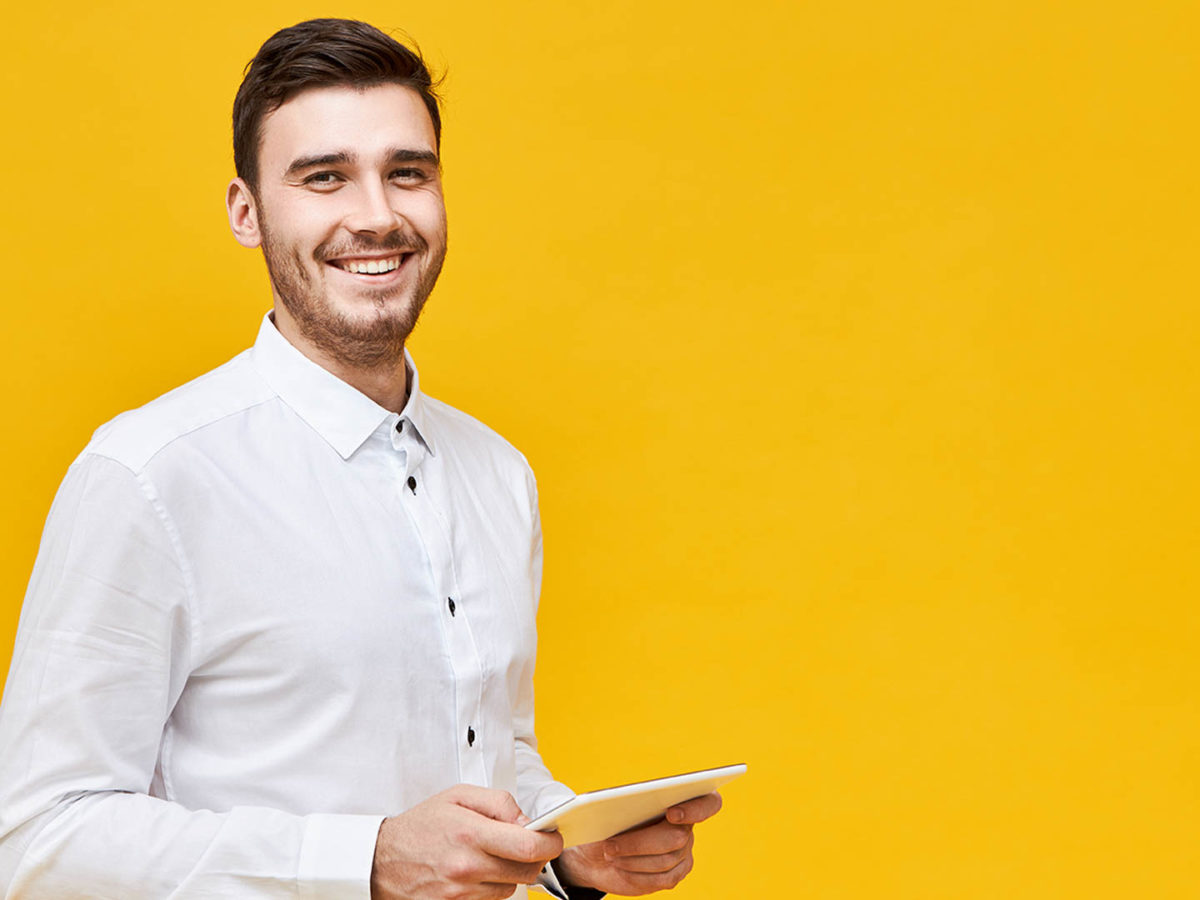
[248,83,447,368]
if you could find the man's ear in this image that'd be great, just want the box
[226,177,263,248]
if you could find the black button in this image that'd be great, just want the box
[396,420,404,432]
[447,597,456,616]
[407,475,417,494]
[467,726,475,746]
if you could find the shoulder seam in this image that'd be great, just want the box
[89,395,279,474]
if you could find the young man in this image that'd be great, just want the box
[0,17,720,900]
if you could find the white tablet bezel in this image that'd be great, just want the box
[524,763,747,848]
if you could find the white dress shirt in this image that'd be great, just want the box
[0,314,576,898]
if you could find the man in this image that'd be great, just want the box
[0,17,721,900]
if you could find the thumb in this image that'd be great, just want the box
[452,785,526,825]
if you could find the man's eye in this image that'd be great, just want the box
[304,172,342,186]
[391,168,427,182]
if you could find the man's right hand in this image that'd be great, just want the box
[370,784,564,900]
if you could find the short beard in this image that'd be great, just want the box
[260,220,445,371]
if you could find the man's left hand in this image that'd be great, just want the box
[553,792,723,895]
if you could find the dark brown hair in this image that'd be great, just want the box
[233,18,443,194]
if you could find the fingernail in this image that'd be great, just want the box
[668,808,683,823]
[603,841,618,858]
[517,815,531,826]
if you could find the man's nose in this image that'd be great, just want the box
[346,181,402,236]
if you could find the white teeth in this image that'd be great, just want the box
[339,257,402,274]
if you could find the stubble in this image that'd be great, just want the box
[260,219,446,370]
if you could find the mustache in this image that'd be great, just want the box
[317,231,428,260]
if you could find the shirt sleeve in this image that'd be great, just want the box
[509,468,584,899]
[0,452,382,898]
[511,468,575,819]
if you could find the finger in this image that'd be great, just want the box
[615,853,695,894]
[606,822,692,858]
[450,785,526,825]
[476,819,564,864]
[608,848,688,874]
[477,884,521,900]
[476,857,550,885]
[665,790,723,825]
[444,845,549,886]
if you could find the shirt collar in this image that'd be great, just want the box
[250,312,436,460]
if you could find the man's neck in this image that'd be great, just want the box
[270,308,411,413]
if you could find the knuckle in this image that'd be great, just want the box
[645,853,671,873]
[445,853,476,881]
[652,873,678,893]
[530,834,560,861]
[516,834,540,861]
[675,857,695,885]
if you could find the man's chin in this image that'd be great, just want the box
[286,301,424,369]
[267,255,438,369]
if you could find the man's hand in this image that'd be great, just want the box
[371,784,564,900]
[553,792,723,896]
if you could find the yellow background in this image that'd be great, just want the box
[2,1,1197,897]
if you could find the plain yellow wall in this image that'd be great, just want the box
[3,1,1198,897]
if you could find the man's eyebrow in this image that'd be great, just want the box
[385,147,441,168]
[284,151,353,178]
[283,147,440,179]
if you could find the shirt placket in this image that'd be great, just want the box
[391,420,489,788]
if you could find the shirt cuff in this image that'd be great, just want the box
[297,813,385,899]
[532,860,606,900]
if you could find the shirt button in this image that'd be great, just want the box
[447,597,456,616]
[407,475,417,494]
[467,726,476,747]
[396,420,404,433]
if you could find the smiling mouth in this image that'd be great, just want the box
[326,253,412,275]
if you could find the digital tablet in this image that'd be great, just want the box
[524,763,747,848]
